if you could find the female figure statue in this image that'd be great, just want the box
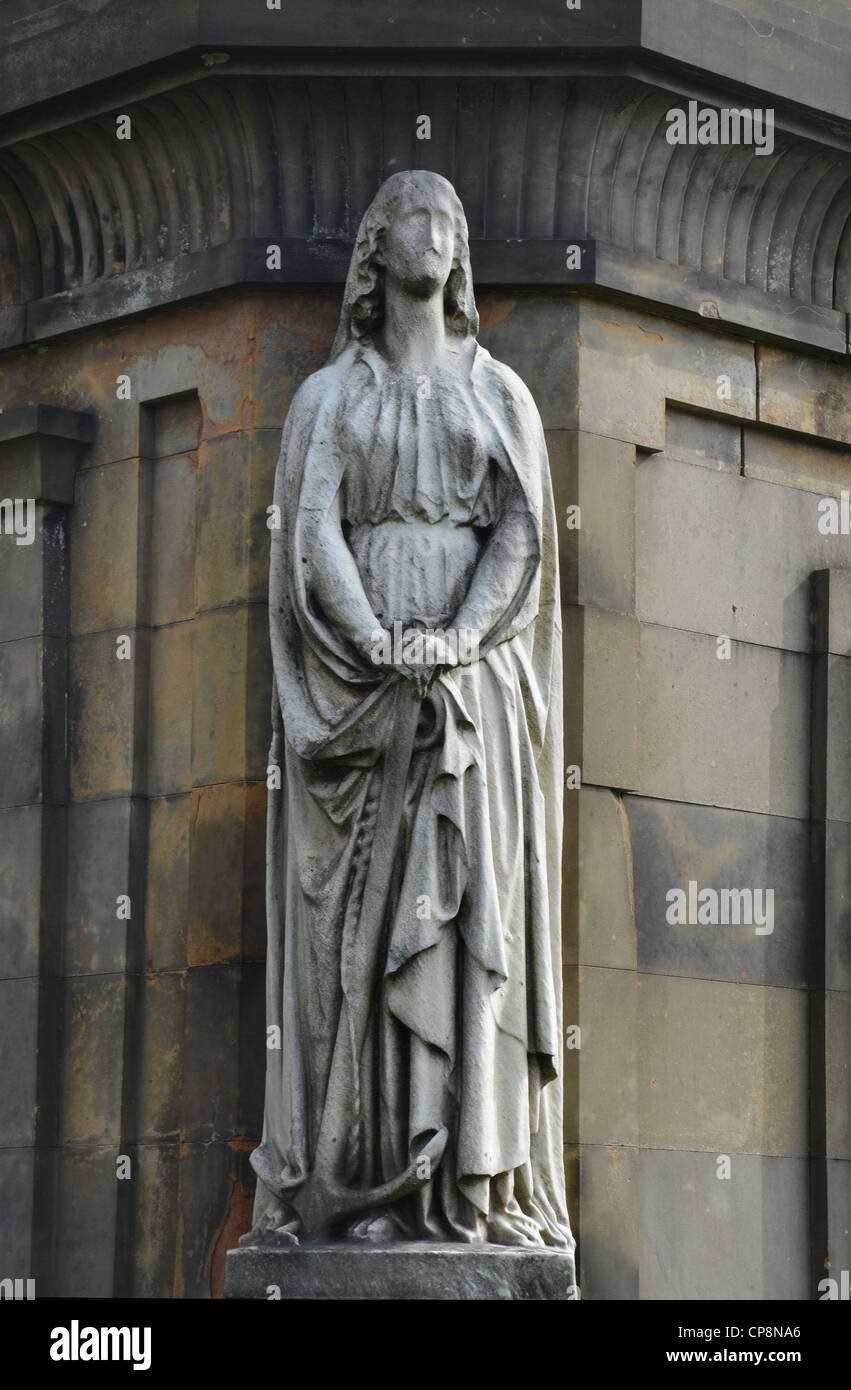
[246,170,574,1257]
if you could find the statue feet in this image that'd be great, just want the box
[266,1221,300,1246]
[486,1211,546,1247]
[238,1201,301,1248]
[238,1224,299,1248]
[348,1210,408,1242]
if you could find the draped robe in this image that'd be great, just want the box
[250,332,573,1248]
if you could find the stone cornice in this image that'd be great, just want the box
[0,405,94,504]
[0,70,849,353]
[0,404,95,446]
[0,1,848,126]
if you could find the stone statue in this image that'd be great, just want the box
[244,170,575,1267]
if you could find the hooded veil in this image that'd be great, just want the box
[247,171,574,1254]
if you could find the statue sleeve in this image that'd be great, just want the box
[449,485,540,657]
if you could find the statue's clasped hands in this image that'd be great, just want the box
[373,624,459,698]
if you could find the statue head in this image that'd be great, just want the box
[330,170,479,359]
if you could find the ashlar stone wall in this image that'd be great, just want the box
[479,293,850,1299]
[0,280,848,1299]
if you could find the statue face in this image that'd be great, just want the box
[376,185,457,297]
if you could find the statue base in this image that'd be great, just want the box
[224,1242,578,1300]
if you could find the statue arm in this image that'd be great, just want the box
[306,485,385,666]
[450,486,539,659]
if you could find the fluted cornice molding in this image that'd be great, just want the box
[1,74,849,352]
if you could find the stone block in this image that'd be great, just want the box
[247,429,283,603]
[42,507,74,641]
[137,972,186,1143]
[77,390,138,473]
[196,433,251,612]
[827,819,851,995]
[562,779,579,965]
[41,635,69,805]
[636,452,834,653]
[825,656,851,824]
[70,459,142,636]
[639,1149,809,1300]
[564,606,640,793]
[187,783,250,966]
[626,795,808,989]
[641,0,849,123]
[744,426,851,500]
[0,425,87,505]
[569,965,638,1149]
[576,1143,639,1301]
[52,1147,118,1298]
[0,637,43,808]
[179,1138,256,1299]
[0,978,39,1146]
[148,622,194,796]
[245,606,273,782]
[827,991,851,1161]
[250,296,367,431]
[225,1242,578,1300]
[65,797,133,976]
[637,974,808,1155]
[145,794,191,972]
[150,450,197,627]
[0,1149,34,1278]
[813,568,851,659]
[757,347,851,446]
[478,296,580,430]
[181,965,241,1143]
[563,1143,580,1254]
[0,803,43,978]
[585,608,640,790]
[189,605,271,788]
[237,961,266,1136]
[577,786,636,971]
[663,405,742,473]
[827,1159,851,1280]
[573,298,756,450]
[0,519,44,643]
[69,629,138,800]
[61,975,126,1146]
[242,782,268,962]
[562,966,580,1142]
[80,328,246,471]
[190,608,249,787]
[550,430,635,614]
[131,1142,181,1298]
[637,625,810,818]
[141,391,201,460]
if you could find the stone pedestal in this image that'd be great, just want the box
[224,1243,578,1300]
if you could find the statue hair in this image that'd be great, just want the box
[330,170,479,360]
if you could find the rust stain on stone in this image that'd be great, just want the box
[477,297,517,329]
[210,1176,255,1300]
[604,318,664,343]
[228,1135,259,1153]
[0,288,340,455]
[238,396,257,431]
